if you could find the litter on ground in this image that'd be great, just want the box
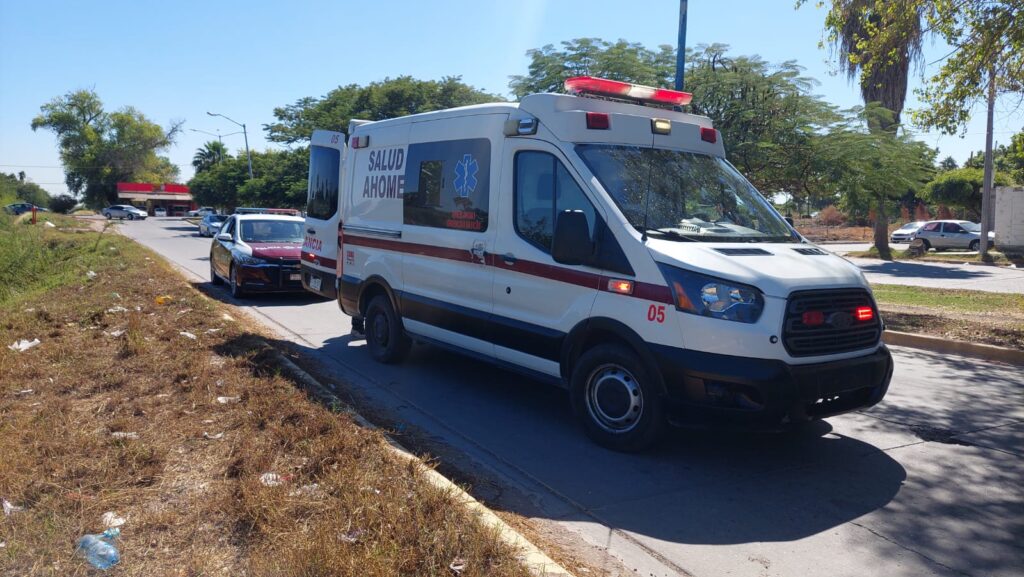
[110,432,139,440]
[101,511,127,528]
[179,331,197,340]
[8,339,41,352]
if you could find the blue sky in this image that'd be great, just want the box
[1,0,1021,196]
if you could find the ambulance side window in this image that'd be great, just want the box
[514,151,596,253]
[307,145,341,220]
[404,138,490,231]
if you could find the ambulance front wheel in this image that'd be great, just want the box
[570,344,666,452]
[365,295,411,364]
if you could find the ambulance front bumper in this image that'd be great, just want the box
[650,344,893,429]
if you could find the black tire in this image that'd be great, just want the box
[229,264,244,298]
[210,259,223,286]
[570,344,666,452]
[919,238,931,251]
[127,213,135,221]
[969,239,980,252]
[104,212,111,220]
[364,295,410,364]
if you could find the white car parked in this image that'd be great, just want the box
[912,220,995,251]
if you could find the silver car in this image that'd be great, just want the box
[198,213,228,237]
[101,204,148,220]
[890,221,925,243]
[912,220,995,251]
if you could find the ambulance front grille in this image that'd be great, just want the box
[782,289,881,357]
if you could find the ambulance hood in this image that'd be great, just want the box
[645,240,869,298]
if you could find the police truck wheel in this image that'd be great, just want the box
[229,265,244,298]
[570,344,666,452]
[365,295,410,364]
[210,260,223,286]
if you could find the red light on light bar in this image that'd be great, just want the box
[855,306,874,321]
[586,112,610,129]
[701,127,717,144]
[802,311,825,326]
[607,279,634,295]
[564,76,693,106]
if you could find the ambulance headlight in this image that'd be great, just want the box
[658,264,764,323]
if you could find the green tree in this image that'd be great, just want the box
[938,156,958,172]
[49,194,78,213]
[1005,129,1024,184]
[188,148,309,210]
[508,38,675,98]
[818,107,935,225]
[31,90,181,208]
[804,0,926,258]
[685,44,841,206]
[265,76,500,145]
[192,140,230,173]
[924,167,1012,217]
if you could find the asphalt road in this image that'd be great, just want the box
[120,218,1023,577]
[822,243,1024,294]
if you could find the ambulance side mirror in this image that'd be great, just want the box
[552,210,594,266]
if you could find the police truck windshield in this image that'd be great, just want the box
[576,144,796,242]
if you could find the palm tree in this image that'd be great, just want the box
[192,141,229,173]
[825,0,924,259]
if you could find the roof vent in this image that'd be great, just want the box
[792,247,829,255]
[714,248,772,256]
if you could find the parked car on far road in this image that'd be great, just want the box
[4,202,49,215]
[198,213,228,237]
[101,204,148,220]
[912,220,995,251]
[890,221,925,243]
[154,207,167,217]
[188,206,217,217]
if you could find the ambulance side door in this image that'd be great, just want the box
[398,128,497,357]
[489,141,605,378]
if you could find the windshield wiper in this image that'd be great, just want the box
[643,227,702,242]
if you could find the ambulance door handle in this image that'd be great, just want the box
[502,253,517,265]
[307,228,316,234]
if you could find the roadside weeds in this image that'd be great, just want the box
[0,215,531,576]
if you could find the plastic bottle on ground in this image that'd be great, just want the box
[76,527,121,570]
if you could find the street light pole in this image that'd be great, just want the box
[189,128,223,143]
[207,112,254,179]
[675,0,688,91]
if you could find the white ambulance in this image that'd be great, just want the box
[301,77,892,451]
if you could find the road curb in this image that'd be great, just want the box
[262,344,575,577]
[883,330,1024,366]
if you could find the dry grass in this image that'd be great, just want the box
[0,217,528,576]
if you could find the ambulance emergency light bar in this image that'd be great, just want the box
[564,76,693,107]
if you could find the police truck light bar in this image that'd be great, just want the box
[564,76,693,106]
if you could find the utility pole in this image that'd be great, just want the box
[675,0,688,91]
[980,67,996,260]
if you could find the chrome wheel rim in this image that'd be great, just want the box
[585,364,643,433]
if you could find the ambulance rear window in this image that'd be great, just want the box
[307,145,340,220]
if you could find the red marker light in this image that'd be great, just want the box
[855,306,874,321]
[564,76,693,106]
[701,127,718,143]
[802,311,825,326]
[586,112,610,130]
[607,279,634,295]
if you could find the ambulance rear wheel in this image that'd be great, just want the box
[365,295,410,364]
[571,344,666,452]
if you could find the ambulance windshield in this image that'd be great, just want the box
[576,145,797,242]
